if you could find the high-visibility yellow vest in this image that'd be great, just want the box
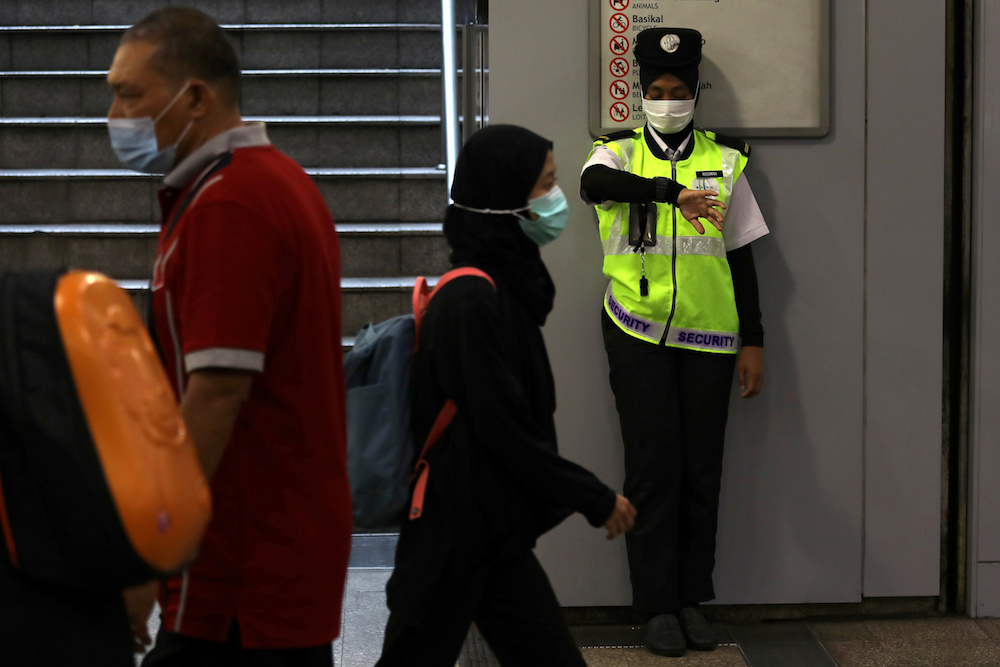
[591,128,749,353]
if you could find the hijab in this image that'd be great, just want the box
[444,124,556,325]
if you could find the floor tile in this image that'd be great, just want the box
[809,620,876,642]
[339,589,390,667]
[345,568,392,593]
[876,638,1000,666]
[864,617,989,644]
[582,647,630,666]
[977,618,1000,645]
[621,646,748,666]
[823,640,901,667]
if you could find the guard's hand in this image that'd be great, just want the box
[604,494,637,540]
[678,188,727,235]
[738,346,764,398]
[123,580,159,653]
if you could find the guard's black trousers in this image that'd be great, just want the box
[377,547,585,667]
[602,310,737,613]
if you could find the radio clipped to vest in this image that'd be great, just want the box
[629,202,657,297]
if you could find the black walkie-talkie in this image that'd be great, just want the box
[628,203,656,297]
[628,202,657,248]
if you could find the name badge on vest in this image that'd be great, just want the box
[692,170,723,193]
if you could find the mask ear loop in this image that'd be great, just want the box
[153,82,192,125]
[451,202,532,220]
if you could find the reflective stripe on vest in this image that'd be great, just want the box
[591,128,747,353]
[604,282,739,352]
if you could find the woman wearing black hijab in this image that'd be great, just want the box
[376,125,636,666]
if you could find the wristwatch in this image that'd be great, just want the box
[653,176,671,203]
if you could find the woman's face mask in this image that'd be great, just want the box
[518,186,569,246]
[642,97,696,135]
[451,185,570,247]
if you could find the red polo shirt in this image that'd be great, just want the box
[151,127,351,648]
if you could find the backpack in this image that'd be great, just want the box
[0,269,212,591]
[344,267,494,529]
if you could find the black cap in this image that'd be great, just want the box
[634,28,702,97]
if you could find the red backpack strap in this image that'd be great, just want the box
[411,277,430,352]
[409,398,457,520]
[429,267,495,299]
[407,268,496,521]
[0,471,19,568]
[411,268,495,350]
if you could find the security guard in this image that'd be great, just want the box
[580,27,768,657]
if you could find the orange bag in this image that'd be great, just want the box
[0,270,211,590]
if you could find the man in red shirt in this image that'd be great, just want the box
[106,8,351,665]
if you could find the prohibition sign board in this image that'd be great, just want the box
[609,13,629,33]
[610,102,630,123]
[590,0,831,138]
[609,80,629,100]
[609,35,629,56]
[609,57,629,78]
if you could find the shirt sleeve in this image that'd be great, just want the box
[722,173,770,252]
[176,199,289,374]
[727,244,764,347]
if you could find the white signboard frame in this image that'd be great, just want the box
[589,0,830,138]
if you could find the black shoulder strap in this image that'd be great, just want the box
[146,151,234,357]
[596,129,638,144]
[702,130,751,158]
[162,152,234,242]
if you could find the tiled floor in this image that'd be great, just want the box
[139,569,1000,666]
[580,646,749,666]
[334,568,1000,666]
[812,617,1000,667]
[333,569,392,667]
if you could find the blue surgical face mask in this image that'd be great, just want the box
[107,83,192,174]
[518,185,569,246]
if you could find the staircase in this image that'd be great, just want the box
[0,0,452,343]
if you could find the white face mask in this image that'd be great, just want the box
[642,97,696,135]
[107,83,193,174]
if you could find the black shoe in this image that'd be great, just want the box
[679,606,717,651]
[644,613,687,657]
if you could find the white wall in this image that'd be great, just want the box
[490,0,943,605]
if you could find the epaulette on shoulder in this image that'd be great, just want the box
[701,129,751,158]
[596,129,637,144]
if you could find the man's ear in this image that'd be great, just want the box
[186,80,213,119]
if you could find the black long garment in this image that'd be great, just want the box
[385,217,617,625]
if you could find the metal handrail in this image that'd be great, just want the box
[440,0,460,195]
[440,0,489,198]
[461,24,489,147]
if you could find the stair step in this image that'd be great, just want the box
[0,221,443,234]
[0,68,444,77]
[0,222,443,234]
[0,222,449,280]
[0,167,444,178]
[0,115,441,126]
[118,275,445,340]
[0,118,442,169]
[0,25,445,71]
[120,276,436,292]
[1,0,442,25]
[0,24,442,32]
[0,70,451,116]
[0,228,155,278]
[0,169,448,224]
